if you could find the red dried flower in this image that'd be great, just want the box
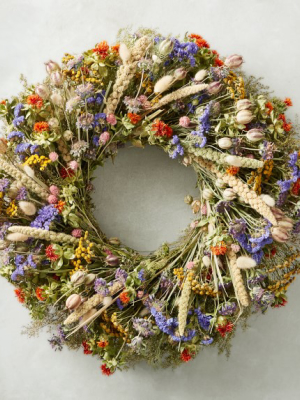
[35,287,46,301]
[0,100,6,105]
[54,200,66,213]
[45,245,59,261]
[274,298,287,308]
[33,121,49,132]
[101,364,113,376]
[180,349,192,362]
[128,113,142,124]
[27,94,43,109]
[82,341,92,355]
[214,58,224,67]
[93,41,109,59]
[292,178,300,195]
[151,119,173,138]
[60,167,75,179]
[14,288,25,303]
[120,291,130,304]
[278,114,286,122]
[217,322,233,337]
[284,98,293,107]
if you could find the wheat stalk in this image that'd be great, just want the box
[178,276,191,336]
[8,226,79,245]
[105,36,151,115]
[0,157,49,200]
[63,280,123,325]
[226,249,250,307]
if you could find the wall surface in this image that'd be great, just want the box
[0,1,300,399]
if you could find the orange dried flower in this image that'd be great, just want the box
[0,100,6,105]
[120,291,130,304]
[128,113,142,124]
[284,98,293,107]
[35,287,46,301]
[278,114,286,122]
[283,122,292,132]
[189,33,210,48]
[27,94,43,109]
[14,288,25,303]
[54,200,66,213]
[111,44,120,53]
[265,102,273,114]
[226,166,240,175]
[151,119,173,138]
[214,58,224,67]
[34,121,49,132]
[93,41,109,59]
[97,340,109,348]
[211,241,227,256]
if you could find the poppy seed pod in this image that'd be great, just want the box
[218,137,232,149]
[246,129,264,142]
[216,178,226,188]
[71,270,86,285]
[66,294,82,310]
[236,109,254,125]
[174,68,187,80]
[224,54,243,68]
[207,81,223,95]
[236,99,252,111]
[203,188,214,200]
[84,273,96,285]
[50,92,64,107]
[158,39,174,55]
[223,188,236,201]
[35,84,50,100]
[105,255,120,266]
[51,71,64,87]
[45,60,60,74]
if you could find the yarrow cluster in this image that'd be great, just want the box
[0,28,299,376]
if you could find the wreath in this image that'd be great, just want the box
[0,28,299,376]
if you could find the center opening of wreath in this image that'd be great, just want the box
[91,145,199,253]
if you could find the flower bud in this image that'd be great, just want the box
[278,220,293,231]
[63,130,73,141]
[35,84,50,100]
[182,155,192,166]
[184,195,193,205]
[105,255,119,266]
[50,92,64,107]
[71,270,86,285]
[236,109,254,125]
[66,294,82,310]
[191,200,201,214]
[51,71,63,86]
[218,137,232,149]
[246,129,264,142]
[152,54,162,64]
[224,54,243,68]
[202,255,211,267]
[174,68,187,80]
[158,39,174,55]
[179,116,190,127]
[203,188,214,200]
[207,81,223,95]
[84,274,96,285]
[271,227,289,242]
[108,237,120,245]
[19,201,36,216]
[45,60,60,74]
[194,69,207,82]
[223,188,236,201]
[99,131,110,146]
[236,99,252,111]
[216,178,226,188]
[48,117,59,129]
[211,102,221,116]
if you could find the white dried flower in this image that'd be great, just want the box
[102,296,113,307]
[23,165,35,178]
[225,155,242,167]
[6,233,29,242]
[223,188,236,201]
[154,75,174,94]
[19,201,36,216]
[236,256,257,269]
[119,43,131,63]
[202,255,211,267]
[203,188,214,200]
[194,69,207,81]
[260,194,275,207]
[236,99,252,111]
[218,137,232,149]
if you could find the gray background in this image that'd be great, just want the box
[0,0,300,399]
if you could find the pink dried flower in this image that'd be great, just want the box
[99,131,110,146]
[48,194,58,204]
[190,220,199,229]
[231,244,240,253]
[179,116,190,127]
[72,229,82,238]
[49,185,60,196]
[186,261,195,270]
[49,152,58,162]
[69,160,79,170]
[201,204,207,215]
[106,114,117,125]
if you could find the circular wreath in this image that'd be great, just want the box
[0,28,299,375]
